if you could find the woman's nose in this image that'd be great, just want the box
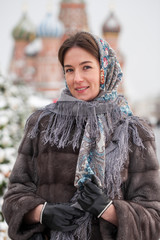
[73,70,83,83]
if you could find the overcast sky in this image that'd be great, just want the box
[0,0,160,102]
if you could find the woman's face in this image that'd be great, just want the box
[64,47,100,101]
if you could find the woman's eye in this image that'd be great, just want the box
[83,66,91,70]
[65,69,73,73]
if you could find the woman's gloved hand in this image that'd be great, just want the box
[77,177,112,218]
[28,233,45,240]
[41,203,84,232]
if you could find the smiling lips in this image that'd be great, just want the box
[75,86,89,92]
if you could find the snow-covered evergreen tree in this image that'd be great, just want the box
[0,73,50,238]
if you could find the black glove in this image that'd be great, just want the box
[77,178,112,217]
[28,233,45,240]
[41,203,83,232]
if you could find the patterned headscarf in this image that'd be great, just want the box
[94,34,122,92]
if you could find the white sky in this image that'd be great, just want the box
[0,0,160,102]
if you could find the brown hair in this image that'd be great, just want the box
[58,32,100,67]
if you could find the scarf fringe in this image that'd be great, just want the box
[50,192,92,240]
[28,99,121,150]
[104,115,154,198]
[50,214,92,240]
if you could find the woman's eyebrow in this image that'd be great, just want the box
[64,61,92,68]
[79,61,92,65]
[64,64,72,68]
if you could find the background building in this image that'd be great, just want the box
[59,0,89,35]
[9,8,65,99]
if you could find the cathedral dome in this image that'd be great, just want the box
[103,12,121,33]
[12,13,36,41]
[37,12,64,38]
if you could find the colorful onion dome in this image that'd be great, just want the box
[103,12,121,33]
[37,12,64,38]
[12,13,36,41]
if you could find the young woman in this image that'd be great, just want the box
[2,32,160,240]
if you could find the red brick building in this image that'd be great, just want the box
[59,0,89,35]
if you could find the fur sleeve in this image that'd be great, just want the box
[113,139,160,240]
[2,111,46,240]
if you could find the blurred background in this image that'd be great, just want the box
[0,0,160,238]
